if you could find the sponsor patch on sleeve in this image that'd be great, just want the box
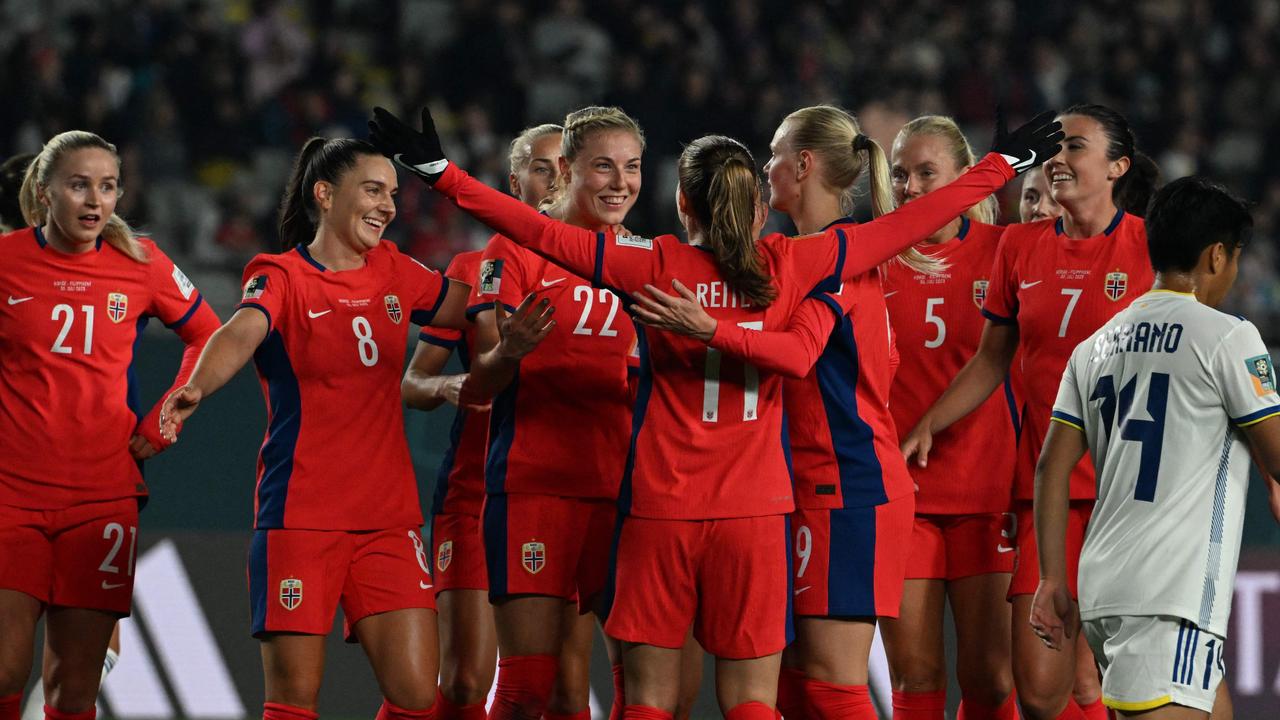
[616,234,653,250]
[172,264,195,300]
[478,259,503,295]
[242,274,268,301]
[1246,354,1277,396]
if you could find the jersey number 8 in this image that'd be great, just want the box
[352,316,379,366]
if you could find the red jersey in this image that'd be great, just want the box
[0,227,214,509]
[431,152,1015,519]
[237,241,448,530]
[982,210,1153,499]
[426,251,488,516]
[466,233,634,500]
[884,218,1019,514]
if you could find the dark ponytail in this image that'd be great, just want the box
[1060,104,1158,217]
[678,135,776,307]
[1113,151,1160,217]
[278,137,381,251]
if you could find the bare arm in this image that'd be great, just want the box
[1242,417,1280,523]
[460,295,555,403]
[402,338,467,412]
[159,307,269,442]
[901,319,1019,467]
[1029,420,1088,651]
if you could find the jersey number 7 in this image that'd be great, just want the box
[1090,372,1170,502]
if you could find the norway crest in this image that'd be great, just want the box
[522,541,546,575]
[436,540,453,573]
[106,292,128,323]
[279,578,303,610]
[972,280,989,308]
[384,294,402,324]
[1104,271,1128,302]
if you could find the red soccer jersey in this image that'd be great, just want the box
[426,251,488,516]
[884,218,1019,514]
[982,210,1153,499]
[466,234,634,500]
[0,227,206,509]
[237,241,448,530]
[431,152,1015,519]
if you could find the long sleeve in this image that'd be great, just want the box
[136,301,222,450]
[709,297,840,378]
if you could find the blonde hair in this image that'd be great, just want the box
[893,115,997,224]
[783,105,941,275]
[542,106,646,214]
[508,123,563,175]
[20,130,147,262]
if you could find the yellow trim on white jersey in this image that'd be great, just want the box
[1050,416,1085,432]
[1103,695,1172,712]
[1236,410,1280,428]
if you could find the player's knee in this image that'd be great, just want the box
[264,678,322,711]
[43,676,99,715]
[1012,687,1070,720]
[440,671,492,706]
[956,662,1013,705]
[889,656,947,694]
[382,686,437,712]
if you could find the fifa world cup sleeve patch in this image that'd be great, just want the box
[242,274,268,301]
[478,259,503,295]
[171,264,196,300]
[1246,354,1277,396]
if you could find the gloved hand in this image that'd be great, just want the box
[990,108,1065,174]
[368,106,449,184]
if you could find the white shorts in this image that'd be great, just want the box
[1083,615,1226,714]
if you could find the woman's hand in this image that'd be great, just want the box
[631,280,717,343]
[494,294,556,361]
[159,385,203,444]
[901,416,936,468]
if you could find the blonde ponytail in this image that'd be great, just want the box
[858,135,942,275]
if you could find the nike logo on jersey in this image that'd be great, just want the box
[307,309,332,318]
[540,278,566,287]
[7,295,33,305]
[997,544,1015,554]
[794,585,811,596]
[101,580,126,590]
[419,581,433,590]
[1020,280,1043,289]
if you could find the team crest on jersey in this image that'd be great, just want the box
[1246,354,1276,397]
[436,540,453,572]
[1104,271,1128,301]
[972,280,989,308]
[242,274,267,300]
[279,578,303,610]
[106,293,128,323]
[521,542,546,574]
[385,294,403,324]
[479,259,503,295]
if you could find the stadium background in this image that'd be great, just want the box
[4,0,1280,717]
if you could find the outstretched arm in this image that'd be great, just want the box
[402,330,469,412]
[132,301,222,459]
[159,307,269,442]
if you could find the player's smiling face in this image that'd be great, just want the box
[891,133,964,205]
[322,154,397,254]
[561,129,641,230]
[1045,114,1128,208]
[40,147,120,252]
[1019,168,1063,223]
[763,121,799,213]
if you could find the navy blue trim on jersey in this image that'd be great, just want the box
[1003,377,1022,439]
[783,514,795,643]
[484,370,519,495]
[811,229,850,296]
[410,279,450,326]
[253,330,303,527]
[957,215,971,240]
[249,530,270,636]
[238,302,273,334]
[126,315,150,423]
[821,216,856,232]
[824,505,878,617]
[813,315,888,507]
[592,232,606,287]
[617,326,654,517]
[810,291,845,323]
[34,226,46,247]
[981,307,1017,325]
[1231,405,1280,426]
[600,513,627,623]
[164,294,204,330]
[465,301,518,320]
[431,336,473,516]
[418,331,459,349]
[1050,410,1085,428]
[1199,429,1233,627]
[1055,209,1125,237]
[295,244,327,271]
[482,494,509,600]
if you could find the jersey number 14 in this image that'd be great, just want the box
[1091,371,1170,502]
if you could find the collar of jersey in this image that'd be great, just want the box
[34,225,103,253]
[296,244,328,271]
[1055,208,1124,238]
[956,215,971,240]
[821,216,856,232]
[1147,288,1197,299]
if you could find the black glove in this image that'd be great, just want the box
[990,108,1064,174]
[368,106,449,184]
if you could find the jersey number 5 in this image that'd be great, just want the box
[703,321,762,423]
[1090,372,1170,502]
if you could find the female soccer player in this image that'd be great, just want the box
[0,131,219,720]
[157,137,538,720]
[1020,168,1062,223]
[878,116,1018,720]
[901,104,1158,720]
[402,122,563,720]
[369,104,1061,720]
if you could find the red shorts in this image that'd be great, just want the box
[905,512,1017,581]
[791,494,914,619]
[1008,499,1094,599]
[0,499,139,615]
[605,514,790,660]
[248,527,435,641]
[482,493,615,611]
[431,511,487,594]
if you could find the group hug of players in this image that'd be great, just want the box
[1,95,1277,720]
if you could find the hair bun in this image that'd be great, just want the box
[852,134,873,152]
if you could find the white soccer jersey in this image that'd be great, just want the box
[1052,290,1280,636]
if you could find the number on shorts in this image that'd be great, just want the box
[408,530,431,575]
[702,321,763,422]
[352,315,379,366]
[795,525,813,578]
[99,522,137,575]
